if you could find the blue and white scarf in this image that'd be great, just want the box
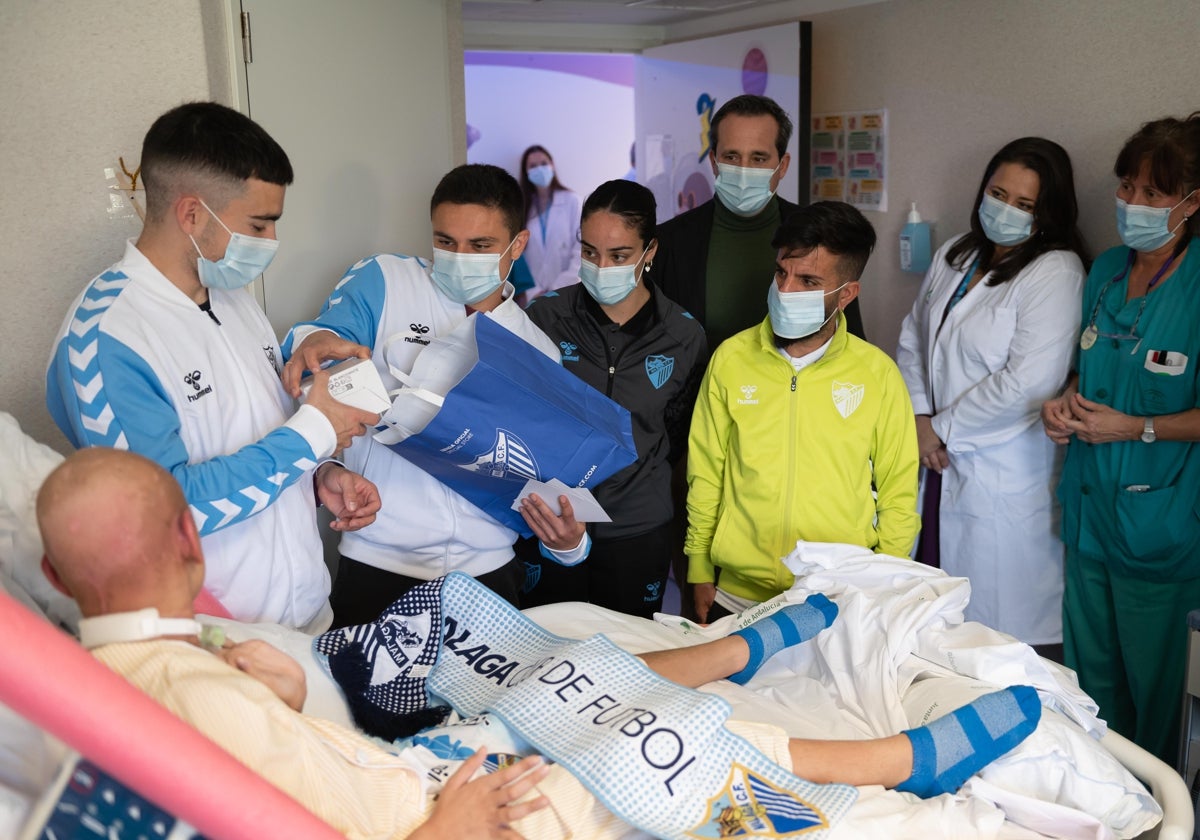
[315,572,856,839]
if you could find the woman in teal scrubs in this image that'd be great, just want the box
[1042,112,1200,763]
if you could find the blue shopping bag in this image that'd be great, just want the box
[373,314,637,536]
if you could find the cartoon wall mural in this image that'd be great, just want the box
[635,22,804,222]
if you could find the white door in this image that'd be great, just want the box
[232,0,462,335]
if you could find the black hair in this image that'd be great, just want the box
[770,201,876,281]
[581,179,657,248]
[709,94,793,159]
[946,137,1091,284]
[140,101,293,220]
[518,145,568,222]
[1114,112,1200,250]
[430,164,525,238]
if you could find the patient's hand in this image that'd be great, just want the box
[217,640,307,712]
[411,748,550,839]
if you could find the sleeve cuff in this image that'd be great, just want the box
[286,403,338,460]
[686,553,715,584]
[540,532,591,566]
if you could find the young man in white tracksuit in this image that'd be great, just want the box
[283,165,587,625]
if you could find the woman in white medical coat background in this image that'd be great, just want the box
[896,137,1089,658]
[518,145,582,303]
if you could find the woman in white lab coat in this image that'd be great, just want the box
[518,145,582,302]
[896,137,1089,652]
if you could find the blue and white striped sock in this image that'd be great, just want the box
[727,594,838,685]
[896,685,1042,798]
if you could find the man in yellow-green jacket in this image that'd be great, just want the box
[686,201,920,622]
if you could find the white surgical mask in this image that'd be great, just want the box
[978,193,1034,246]
[190,198,279,290]
[430,238,517,305]
[1116,191,1195,252]
[767,280,845,340]
[578,245,649,306]
[714,162,780,217]
[527,164,555,189]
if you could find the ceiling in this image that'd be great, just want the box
[460,0,769,27]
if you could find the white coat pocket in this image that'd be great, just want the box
[961,306,1018,372]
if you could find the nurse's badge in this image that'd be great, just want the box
[1080,324,1098,350]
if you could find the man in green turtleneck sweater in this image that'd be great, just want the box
[649,94,864,350]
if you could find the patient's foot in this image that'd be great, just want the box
[896,685,1042,798]
[727,594,838,685]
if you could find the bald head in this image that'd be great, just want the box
[37,449,203,618]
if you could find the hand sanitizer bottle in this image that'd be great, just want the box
[900,202,932,274]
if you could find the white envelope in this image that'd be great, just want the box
[510,478,611,523]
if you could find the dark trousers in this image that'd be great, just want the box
[519,523,674,619]
[329,556,524,629]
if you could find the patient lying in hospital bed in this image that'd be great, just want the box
[0,412,1185,839]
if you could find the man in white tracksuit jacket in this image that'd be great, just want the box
[46,102,381,630]
[283,165,588,626]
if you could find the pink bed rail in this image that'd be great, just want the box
[0,589,342,839]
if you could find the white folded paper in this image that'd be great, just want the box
[510,477,611,523]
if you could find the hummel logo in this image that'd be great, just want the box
[737,384,759,405]
[559,341,580,363]
[404,322,432,345]
[263,345,279,372]
[183,369,213,403]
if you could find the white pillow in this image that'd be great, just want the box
[0,412,79,631]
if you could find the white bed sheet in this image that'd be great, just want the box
[524,542,1165,840]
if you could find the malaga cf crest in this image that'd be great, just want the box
[688,763,828,838]
[646,354,675,389]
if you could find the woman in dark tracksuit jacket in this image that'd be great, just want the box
[521,180,707,618]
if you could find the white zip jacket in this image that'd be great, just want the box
[46,240,336,628]
[284,254,560,579]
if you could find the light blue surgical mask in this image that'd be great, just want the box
[578,245,650,306]
[767,280,845,340]
[978,193,1034,246]
[190,198,279,291]
[1116,191,1195,252]
[527,164,555,189]
[714,162,780,217]
[430,237,517,305]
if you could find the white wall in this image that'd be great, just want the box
[0,1,229,451]
[800,0,1199,355]
[2,1,466,453]
[465,54,635,202]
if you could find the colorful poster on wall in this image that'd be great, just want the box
[809,109,888,212]
[810,114,846,201]
[846,110,887,212]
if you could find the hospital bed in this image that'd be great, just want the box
[0,411,1190,840]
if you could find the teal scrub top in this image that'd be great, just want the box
[1058,239,1200,580]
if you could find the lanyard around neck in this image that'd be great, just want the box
[1081,248,1180,350]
